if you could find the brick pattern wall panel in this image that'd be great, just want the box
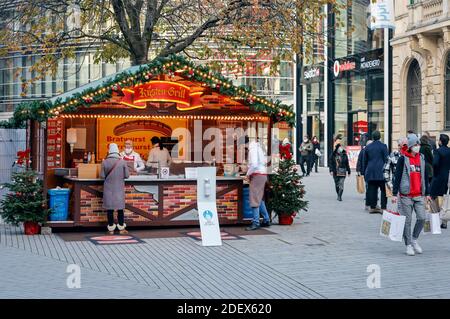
[79,185,158,223]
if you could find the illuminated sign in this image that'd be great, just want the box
[120,81,203,110]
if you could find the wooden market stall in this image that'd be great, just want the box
[36,55,294,229]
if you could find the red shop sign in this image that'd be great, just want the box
[120,81,203,111]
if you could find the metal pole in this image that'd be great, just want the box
[384,27,390,147]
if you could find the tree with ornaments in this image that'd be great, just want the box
[0,151,49,226]
[267,141,308,219]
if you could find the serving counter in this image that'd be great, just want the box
[47,175,246,228]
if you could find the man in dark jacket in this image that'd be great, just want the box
[362,131,389,213]
[430,134,450,228]
[392,133,431,256]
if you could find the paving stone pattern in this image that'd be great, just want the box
[2,168,450,298]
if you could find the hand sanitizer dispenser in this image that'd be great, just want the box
[204,178,211,198]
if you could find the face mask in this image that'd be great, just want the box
[125,147,132,154]
[338,147,343,154]
[411,145,420,154]
[304,139,308,143]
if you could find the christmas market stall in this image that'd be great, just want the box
[2,55,294,229]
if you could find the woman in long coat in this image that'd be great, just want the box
[329,143,351,201]
[430,134,450,228]
[100,143,130,234]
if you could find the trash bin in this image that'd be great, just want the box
[48,188,71,221]
[243,186,253,219]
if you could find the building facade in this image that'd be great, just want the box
[299,0,391,165]
[391,0,450,144]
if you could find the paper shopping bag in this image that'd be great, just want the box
[385,185,393,198]
[356,175,365,194]
[380,210,406,242]
[423,212,442,235]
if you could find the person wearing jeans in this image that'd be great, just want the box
[245,136,270,230]
[392,133,431,256]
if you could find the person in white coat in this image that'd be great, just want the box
[245,136,270,230]
[146,136,172,170]
[119,140,145,173]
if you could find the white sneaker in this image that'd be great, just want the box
[406,245,415,256]
[412,240,423,254]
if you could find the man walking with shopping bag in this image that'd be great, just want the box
[392,133,432,256]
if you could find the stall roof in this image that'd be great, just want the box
[48,65,142,104]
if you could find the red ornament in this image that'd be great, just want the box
[189,69,194,75]
[216,84,221,89]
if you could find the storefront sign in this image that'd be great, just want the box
[197,167,222,246]
[47,119,64,169]
[370,0,395,30]
[333,59,356,78]
[301,65,323,84]
[96,118,186,161]
[346,146,362,169]
[120,81,203,110]
[332,49,384,78]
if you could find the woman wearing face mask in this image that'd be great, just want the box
[392,133,431,256]
[329,143,351,201]
[311,136,321,173]
[299,135,313,176]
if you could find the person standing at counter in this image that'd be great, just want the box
[146,136,172,169]
[245,136,270,231]
[120,139,145,173]
[101,143,130,235]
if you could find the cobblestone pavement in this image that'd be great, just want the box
[2,168,450,298]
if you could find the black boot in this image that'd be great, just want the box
[338,189,343,201]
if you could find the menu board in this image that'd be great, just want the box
[47,119,64,169]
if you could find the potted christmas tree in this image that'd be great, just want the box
[0,150,49,235]
[267,141,308,225]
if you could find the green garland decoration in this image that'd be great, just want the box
[0,55,296,128]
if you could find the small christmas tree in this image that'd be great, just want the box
[0,150,49,226]
[267,144,308,217]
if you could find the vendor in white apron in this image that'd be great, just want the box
[119,140,145,173]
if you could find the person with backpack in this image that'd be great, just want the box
[101,143,130,235]
[392,133,431,256]
[329,143,351,201]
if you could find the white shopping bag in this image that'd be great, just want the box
[423,212,442,235]
[380,209,406,242]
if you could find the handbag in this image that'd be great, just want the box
[335,157,346,176]
[315,148,322,157]
[424,199,442,235]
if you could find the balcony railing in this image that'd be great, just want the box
[408,0,450,28]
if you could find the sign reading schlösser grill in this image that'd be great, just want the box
[120,81,203,110]
[332,48,384,79]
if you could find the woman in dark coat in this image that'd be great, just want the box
[100,143,130,234]
[420,135,434,184]
[430,134,450,197]
[329,143,351,201]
